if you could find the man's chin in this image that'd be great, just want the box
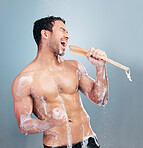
[59,53,65,56]
[58,49,65,56]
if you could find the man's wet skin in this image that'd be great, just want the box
[16,58,94,146]
[12,20,108,147]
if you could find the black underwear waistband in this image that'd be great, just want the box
[43,136,100,148]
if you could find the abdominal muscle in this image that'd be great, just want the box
[34,92,94,146]
[43,110,94,146]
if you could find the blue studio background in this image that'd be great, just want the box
[0,0,143,148]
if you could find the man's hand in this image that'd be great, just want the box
[86,47,107,67]
[50,107,67,127]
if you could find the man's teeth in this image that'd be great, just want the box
[61,41,66,46]
[61,41,66,44]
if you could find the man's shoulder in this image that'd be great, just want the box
[20,61,37,75]
[64,59,86,72]
[64,59,81,68]
[12,62,35,90]
[12,70,33,89]
[11,70,33,100]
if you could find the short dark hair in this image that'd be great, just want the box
[33,16,65,47]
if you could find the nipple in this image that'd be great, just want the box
[41,96,47,101]
[68,119,72,122]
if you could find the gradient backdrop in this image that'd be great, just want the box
[0,0,143,147]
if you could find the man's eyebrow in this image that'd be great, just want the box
[60,27,68,33]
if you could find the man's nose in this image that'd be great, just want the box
[65,32,70,40]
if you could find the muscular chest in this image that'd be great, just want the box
[31,68,80,99]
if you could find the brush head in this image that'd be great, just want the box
[69,45,88,56]
[69,48,87,56]
[69,45,88,53]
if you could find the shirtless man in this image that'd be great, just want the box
[11,16,108,148]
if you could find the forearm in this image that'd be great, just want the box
[91,65,108,106]
[19,115,51,134]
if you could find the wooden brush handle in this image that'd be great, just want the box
[69,45,129,71]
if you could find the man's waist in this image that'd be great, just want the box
[43,135,100,148]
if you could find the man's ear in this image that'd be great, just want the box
[41,30,49,39]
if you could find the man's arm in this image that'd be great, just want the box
[11,75,51,134]
[78,48,108,106]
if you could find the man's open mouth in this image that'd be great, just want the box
[61,41,67,47]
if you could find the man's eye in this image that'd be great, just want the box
[62,28,65,32]
[60,28,68,34]
[60,28,65,32]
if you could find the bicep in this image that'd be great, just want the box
[79,74,95,97]
[14,96,33,122]
[11,76,33,126]
[78,63,95,97]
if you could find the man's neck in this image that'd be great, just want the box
[35,44,59,68]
